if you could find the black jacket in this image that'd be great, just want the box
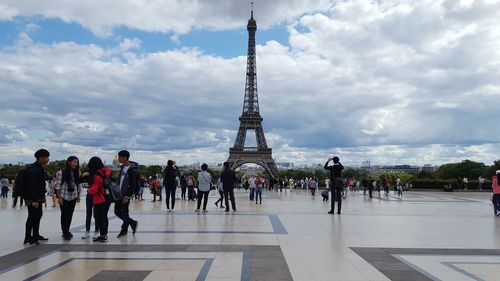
[324,161,344,180]
[119,161,139,197]
[25,162,47,202]
[163,166,180,188]
[220,168,237,190]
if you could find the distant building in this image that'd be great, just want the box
[381,165,420,174]
[276,162,294,169]
[422,164,437,173]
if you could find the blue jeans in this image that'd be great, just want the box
[255,188,262,203]
[85,193,98,232]
[493,194,500,215]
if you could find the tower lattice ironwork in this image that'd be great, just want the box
[226,6,279,178]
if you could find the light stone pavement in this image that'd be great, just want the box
[0,189,498,280]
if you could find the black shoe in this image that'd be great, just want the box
[220,205,225,209]
[23,238,39,245]
[62,234,72,241]
[36,235,49,241]
[117,230,127,238]
[337,212,341,214]
[68,232,73,238]
[93,236,107,242]
[215,202,218,207]
[225,209,229,212]
[328,211,334,214]
[131,221,139,235]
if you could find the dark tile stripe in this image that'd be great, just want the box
[196,259,214,281]
[351,247,500,281]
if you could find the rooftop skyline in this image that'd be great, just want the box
[1,0,500,166]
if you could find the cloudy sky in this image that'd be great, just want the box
[1,0,499,167]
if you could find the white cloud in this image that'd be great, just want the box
[0,0,332,36]
[1,0,500,167]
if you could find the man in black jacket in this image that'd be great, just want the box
[115,150,139,238]
[220,162,237,212]
[24,149,50,245]
[324,156,344,214]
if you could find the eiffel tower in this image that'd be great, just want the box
[226,5,279,178]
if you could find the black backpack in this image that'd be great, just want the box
[14,167,29,198]
[99,174,121,201]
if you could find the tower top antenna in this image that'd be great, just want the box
[251,2,254,18]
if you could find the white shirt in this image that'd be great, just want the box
[197,171,212,192]
[119,165,130,188]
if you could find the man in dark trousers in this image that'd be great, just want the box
[24,149,51,245]
[115,150,139,238]
[220,162,237,212]
[324,156,344,214]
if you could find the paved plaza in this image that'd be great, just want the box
[0,189,499,281]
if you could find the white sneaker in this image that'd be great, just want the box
[92,231,100,239]
[82,231,90,239]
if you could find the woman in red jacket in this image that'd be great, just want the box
[88,157,111,242]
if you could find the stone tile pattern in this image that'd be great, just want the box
[351,247,500,281]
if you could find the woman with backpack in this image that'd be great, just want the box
[54,156,82,241]
[88,157,111,242]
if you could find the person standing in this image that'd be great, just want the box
[115,150,139,238]
[54,156,82,240]
[220,162,237,212]
[309,178,317,197]
[196,163,212,212]
[163,160,179,211]
[384,177,391,196]
[186,175,196,201]
[180,175,187,200]
[479,176,485,191]
[249,176,255,201]
[492,170,500,216]
[88,157,111,242]
[255,177,263,204]
[151,176,158,202]
[23,149,51,245]
[397,181,403,197]
[0,176,9,198]
[12,168,26,208]
[324,156,344,215]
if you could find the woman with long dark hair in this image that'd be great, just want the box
[54,156,82,240]
[163,160,179,211]
[88,157,111,242]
